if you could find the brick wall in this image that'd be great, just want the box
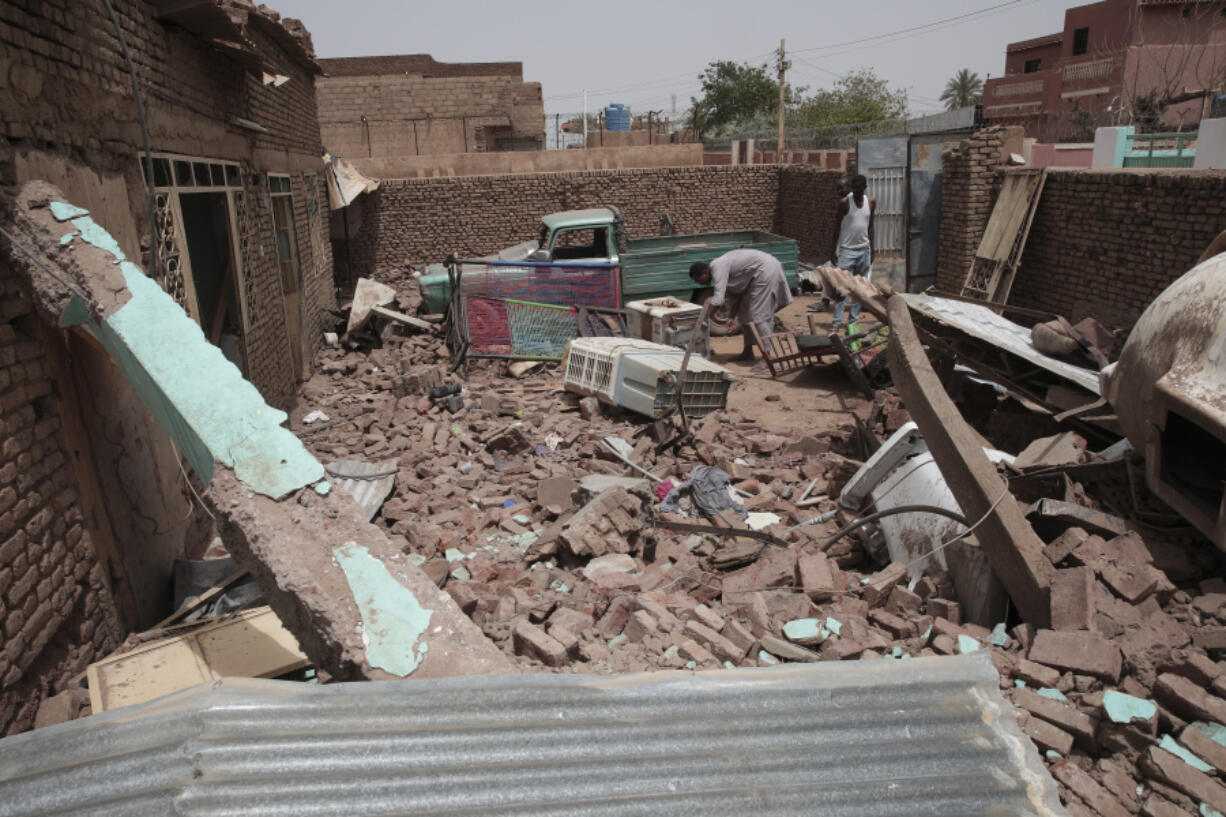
[0,0,333,407]
[1008,169,1226,326]
[0,259,123,736]
[935,127,1012,294]
[316,73,545,157]
[347,166,784,272]
[937,126,1226,325]
[777,166,843,263]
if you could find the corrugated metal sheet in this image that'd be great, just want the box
[903,293,1101,395]
[0,654,1066,817]
[325,459,398,521]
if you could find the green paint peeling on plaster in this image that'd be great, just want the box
[55,205,323,498]
[333,542,433,677]
[49,201,89,221]
[1159,735,1213,772]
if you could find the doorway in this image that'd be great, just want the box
[269,176,309,381]
[179,191,244,370]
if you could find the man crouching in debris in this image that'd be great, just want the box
[689,248,793,362]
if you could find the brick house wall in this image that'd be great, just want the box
[0,0,338,733]
[935,127,1013,295]
[346,166,785,272]
[1008,169,1226,326]
[316,56,545,158]
[0,0,335,409]
[0,259,123,736]
[937,128,1226,326]
[777,166,843,264]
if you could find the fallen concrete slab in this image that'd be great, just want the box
[207,468,514,682]
[886,294,1055,627]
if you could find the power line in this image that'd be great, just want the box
[546,1,1037,110]
[790,0,1036,55]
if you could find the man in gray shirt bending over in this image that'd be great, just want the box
[689,248,793,363]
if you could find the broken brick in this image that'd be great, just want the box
[1141,745,1226,814]
[512,621,569,667]
[927,598,960,625]
[1050,566,1096,631]
[1011,687,1096,750]
[797,552,838,601]
[683,620,745,663]
[1050,761,1132,817]
[1153,672,1226,725]
[1021,713,1074,756]
[1029,629,1123,683]
[863,561,907,607]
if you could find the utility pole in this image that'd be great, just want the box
[776,39,788,164]
[583,90,588,148]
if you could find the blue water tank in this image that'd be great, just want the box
[604,103,630,131]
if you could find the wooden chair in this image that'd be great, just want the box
[749,324,837,377]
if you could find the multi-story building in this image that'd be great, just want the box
[983,0,1226,139]
[315,55,545,158]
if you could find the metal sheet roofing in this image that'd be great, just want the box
[902,293,1101,395]
[0,653,1065,817]
[325,458,398,521]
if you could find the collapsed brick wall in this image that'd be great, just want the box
[0,0,334,408]
[935,127,1012,294]
[347,166,783,272]
[0,259,123,736]
[1009,169,1226,326]
[777,166,844,264]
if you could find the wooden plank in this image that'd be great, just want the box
[887,295,1054,627]
[961,169,1047,303]
[370,303,436,332]
[87,606,310,712]
[991,169,1047,304]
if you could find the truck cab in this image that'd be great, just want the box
[532,208,622,265]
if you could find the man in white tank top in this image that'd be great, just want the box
[829,174,874,330]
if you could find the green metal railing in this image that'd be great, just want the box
[1122,131,1196,168]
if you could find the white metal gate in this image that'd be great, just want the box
[865,166,906,256]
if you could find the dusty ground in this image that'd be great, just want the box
[708,293,873,437]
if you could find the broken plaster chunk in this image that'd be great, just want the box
[1158,735,1215,773]
[782,618,824,646]
[1103,689,1158,725]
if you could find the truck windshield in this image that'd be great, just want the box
[551,227,609,260]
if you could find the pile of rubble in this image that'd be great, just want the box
[292,278,1226,817]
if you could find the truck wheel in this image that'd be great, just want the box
[702,293,741,336]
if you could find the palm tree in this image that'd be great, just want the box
[941,69,983,111]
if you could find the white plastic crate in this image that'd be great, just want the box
[625,297,709,356]
[562,337,663,400]
[614,350,733,418]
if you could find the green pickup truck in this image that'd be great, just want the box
[419,207,800,330]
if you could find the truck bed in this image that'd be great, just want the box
[621,230,800,302]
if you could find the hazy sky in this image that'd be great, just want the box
[271,0,1078,117]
